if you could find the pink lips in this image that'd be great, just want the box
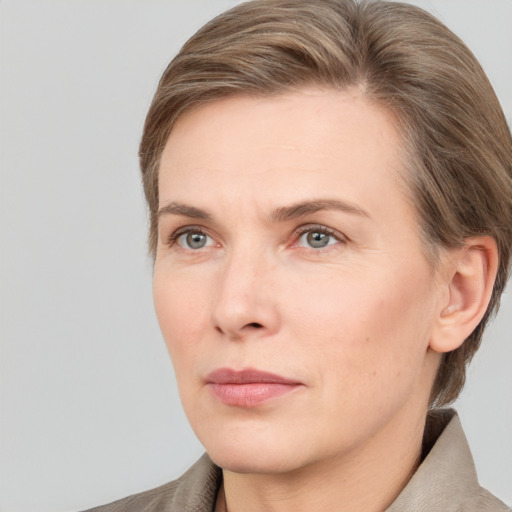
[206,368,302,408]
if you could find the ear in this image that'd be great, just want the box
[429,236,499,354]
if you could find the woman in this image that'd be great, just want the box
[87,0,512,510]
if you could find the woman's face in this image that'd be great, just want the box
[153,88,444,474]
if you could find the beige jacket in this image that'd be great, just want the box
[84,411,510,512]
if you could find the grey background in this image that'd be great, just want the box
[1,1,511,511]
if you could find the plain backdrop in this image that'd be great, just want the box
[1,1,511,511]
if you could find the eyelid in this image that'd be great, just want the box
[291,224,348,247]
[164,223,346,250]
[167,225,216,248]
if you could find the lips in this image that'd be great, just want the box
[205,368,303,407]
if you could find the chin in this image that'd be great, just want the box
[199,424,311,474]
[209,447,307,475]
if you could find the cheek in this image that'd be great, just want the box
[285,271,436,445]
[153,267,212,363]
[284,263,435,385]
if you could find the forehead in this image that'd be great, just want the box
[159,88,410,213]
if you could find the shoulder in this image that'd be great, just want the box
[81,453,221,512]
[388,409,510,512]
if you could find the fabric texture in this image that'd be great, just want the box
[83,410,510,512]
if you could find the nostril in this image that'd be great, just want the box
[214,322,263,336]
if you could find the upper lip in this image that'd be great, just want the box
[206,367,301,385]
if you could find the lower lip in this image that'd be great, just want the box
[208,382,300,407]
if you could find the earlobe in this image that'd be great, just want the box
[430,236,498,354]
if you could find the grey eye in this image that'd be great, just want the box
[307,231,330,248]
[298,230,337,249]
[177,231,213,249]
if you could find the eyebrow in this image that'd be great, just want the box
[158,202,212,220]
[269,199,370,223]
[158,199,369,223]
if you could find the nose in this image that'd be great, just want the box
[211,248,280,340]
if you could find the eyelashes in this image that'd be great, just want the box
[294,225,346,249]
[166,224,347,252]
[167,226,216,250]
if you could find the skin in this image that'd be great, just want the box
[153,88,496,512]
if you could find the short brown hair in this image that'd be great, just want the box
[139,0,512,407]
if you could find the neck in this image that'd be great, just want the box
[217,406,427,512]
